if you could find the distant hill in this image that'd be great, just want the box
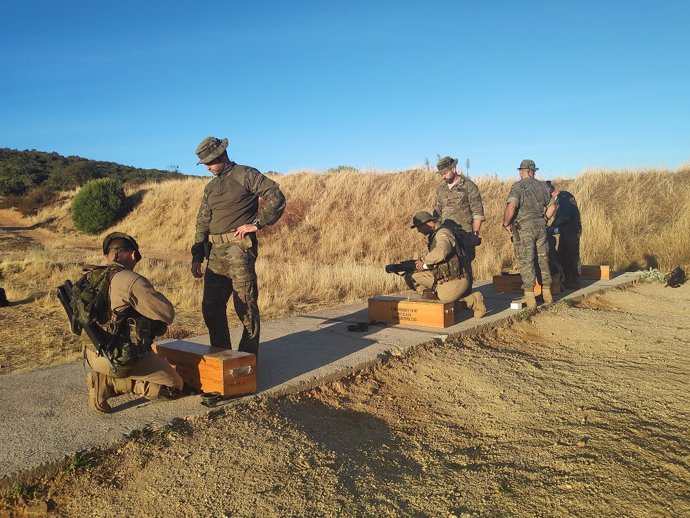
[0,148,188,213]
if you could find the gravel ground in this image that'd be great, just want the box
[2,281,688,517]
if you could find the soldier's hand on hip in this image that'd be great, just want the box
[191,261,204,278]
[234,223,258,239]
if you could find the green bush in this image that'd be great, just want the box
[71,178,124,234]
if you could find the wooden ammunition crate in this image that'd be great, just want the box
[580,265,611,280]
[368,296,455,328]
[492,273,562,296]
[152,341,256,397]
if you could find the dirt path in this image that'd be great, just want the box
[3,281,688,517]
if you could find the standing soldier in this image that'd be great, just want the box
[191,136,285,358]
[432,156,485,289]
[502,160,556,308]
[548,184,582,289]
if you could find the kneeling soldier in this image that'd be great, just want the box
[404,212,486,318]
[84,232,183,413]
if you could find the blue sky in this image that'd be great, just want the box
[1,1,689,178]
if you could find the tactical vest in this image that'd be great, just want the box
[428,226,465,284]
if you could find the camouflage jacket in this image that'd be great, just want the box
[192,163,286,262]
[433,176,485,231]
[506,177,553,226]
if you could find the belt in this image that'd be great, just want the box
[209,231,241,244]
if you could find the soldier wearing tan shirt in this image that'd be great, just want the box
[404,212,486,318]
[85,232,182,413]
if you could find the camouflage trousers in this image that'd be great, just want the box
[547,231,563,278]
[512,219,551,290]
[461,232,477,296]
[557,229,581,285]
[203,239,260,357]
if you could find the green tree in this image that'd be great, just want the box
[71,178,125,234]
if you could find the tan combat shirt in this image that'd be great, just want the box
[423,226,457,266]
[108,262,175,325]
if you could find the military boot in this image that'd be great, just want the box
[421,289,438,300]
[542,287,553,304]
[523,290,537,308]
[464,292,486,319]
[86,371,116,414]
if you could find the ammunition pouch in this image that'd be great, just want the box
[101,312,165,377]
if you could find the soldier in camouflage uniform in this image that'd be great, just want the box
[191,137,285,358]
[432,156,485,291]
[404,211,486,318]
[502,160,556,308]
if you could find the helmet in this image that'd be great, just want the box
[102,232,141,262]
[410,211,436,228]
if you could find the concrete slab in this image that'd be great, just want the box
[0,273,636,481]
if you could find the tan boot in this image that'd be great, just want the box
[464,292,486,319]
[86,371,116,414]
[542,287,553,304]
[524,290,537,308]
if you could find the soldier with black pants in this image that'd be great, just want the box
[191,136,285,358]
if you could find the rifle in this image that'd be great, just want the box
[56,280,117,373]
[385,260,417,275]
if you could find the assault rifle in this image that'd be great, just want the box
[56,280,117,373]
[385,260,417,275]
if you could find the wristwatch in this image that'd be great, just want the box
[472,231,480,236]
[252,219,262,230]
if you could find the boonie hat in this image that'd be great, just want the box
[436,156,459,173]
[410,211,436,228]
[518,159,538,171]
[102,232,141,261]
[196,136,229,165]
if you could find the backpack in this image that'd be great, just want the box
[70,264,123,328]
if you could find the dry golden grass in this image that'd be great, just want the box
[1,164,688,373]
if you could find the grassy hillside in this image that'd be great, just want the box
[0,148,186,214]
[1,164,689,373]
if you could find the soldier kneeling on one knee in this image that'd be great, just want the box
[403,211,486,319]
